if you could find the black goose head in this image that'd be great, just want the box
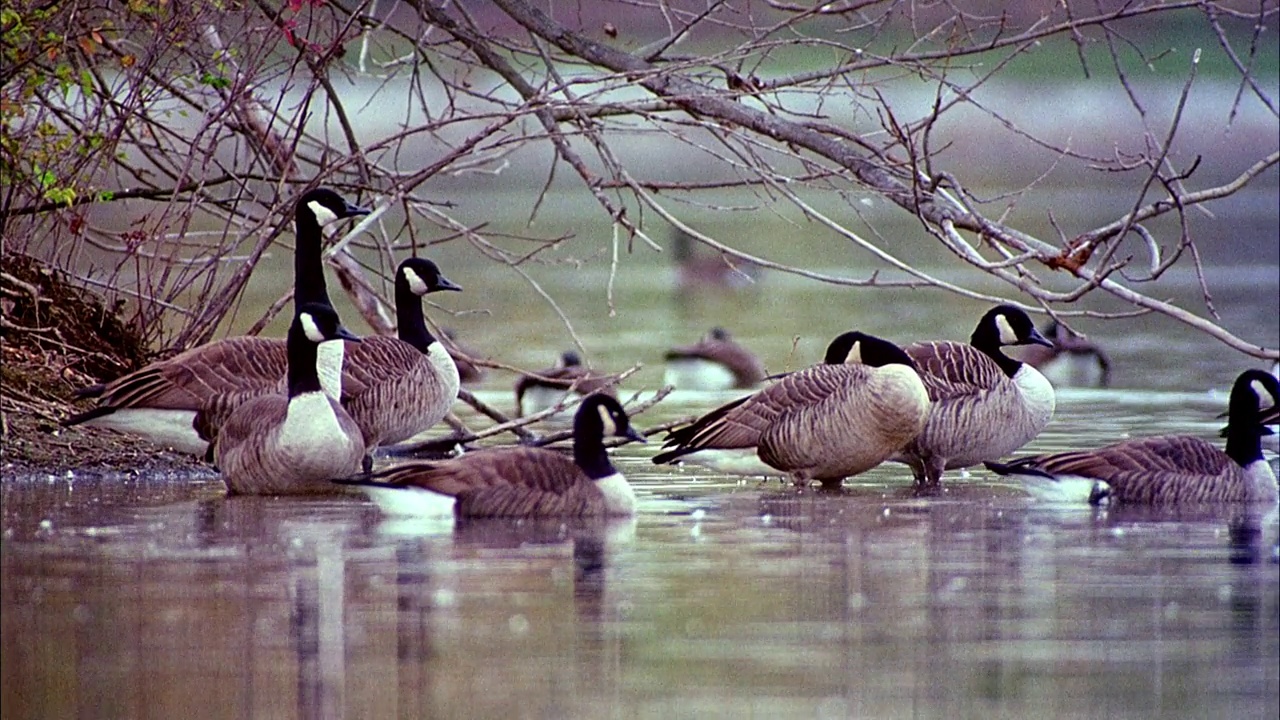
[572,394,647,479]
[971,305,1053,350]
[822,331,917,370]
[293,188,370,308]
[706,327,731,342]
[298,188,371,229]
[560,351,583,368]
[398,257,463,297]
[289,302,361,395]
[1220,369,1280,446]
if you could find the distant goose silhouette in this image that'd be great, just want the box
[339,394,646,518]
[515,351,619,418]
[985,369,1280,505]
[664,327,766,390]
[1017,319,1112,388]
[670,227,761,290]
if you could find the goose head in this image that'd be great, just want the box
[822,331,917,369]
[297,302,362,345]
[972,305,1054,351]
[299,188,371,230]
[575,394,647,447]
[399,257,463,296]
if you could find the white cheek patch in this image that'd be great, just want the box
[1250,379,1271,408]
[307,200,339,227]
[404,268,430,296]
[300,312,324,342]
[597,404,618,436]
[995,315,1019,345]
[845,340,863,365]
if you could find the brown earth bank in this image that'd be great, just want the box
[1,253,213,480]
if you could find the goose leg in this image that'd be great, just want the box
[922,456,946,487]
[361,453,374,475]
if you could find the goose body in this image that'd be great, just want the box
[653,332,930,488]
[985,370,1280,505]
[215,304,366,495]
[664,327,766,390]
[515,352,618,418]
[891,305,1056,487]
[1018,320,1111,388]
[65,188,370,453]
[343,394,646,518]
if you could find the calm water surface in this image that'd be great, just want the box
[3,267,1278,719]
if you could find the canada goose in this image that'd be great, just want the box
[652,331,930,488]
[339,394,646,518]
[891,304,1057,488]
[214,303,366,495]
[515,351,619,418]
[984,369,1280,505]
[663,327,766,390]
[671,227,760,290]
[65,188,371,454]
[1016,319,1112,388]
[441,328,488,385]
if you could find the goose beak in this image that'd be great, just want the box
[1026,326,1055,348]
[338,326,363,343]
[344,201,372,218]
[623,427,648,444]
[435,274,463,293]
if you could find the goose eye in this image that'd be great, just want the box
[300,313,324,342]
[307,200,339,227]
[994,315,1019,345]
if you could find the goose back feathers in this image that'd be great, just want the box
[344,394,646,518]
[985,369,1280,505]
[891,305,1056,487]
[653,332,930,487]
[215,304,366,495]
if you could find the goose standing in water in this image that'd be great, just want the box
[1017,319,1112,388]
[663,327,766,390]
[215,303,366,495]
[65,188,371,454]
[891,305,1057,488]
[340,394,646,518]
[652,332,930,489]
[985,369,1280,505]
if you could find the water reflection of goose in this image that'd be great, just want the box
[341,394,646,518]
[985,369,1280,505]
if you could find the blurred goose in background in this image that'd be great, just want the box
[515,351,619,418]
[663,327,766,390]
[65,188,371,455]
[441,328,488,385]
[339,394,646,518]
[985,369,1280,505]
[214,303,365,495]
[891,304,1057,488]
[653,331,930,489]
[1017,319,1112,388]
[670,227,761,291]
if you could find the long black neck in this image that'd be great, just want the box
[1223,400,1265,468]
[573,411,617,480]
[396,277,437,352]
[970,325,1022,378]
[294,209,331,308]
[286,324,322,398]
